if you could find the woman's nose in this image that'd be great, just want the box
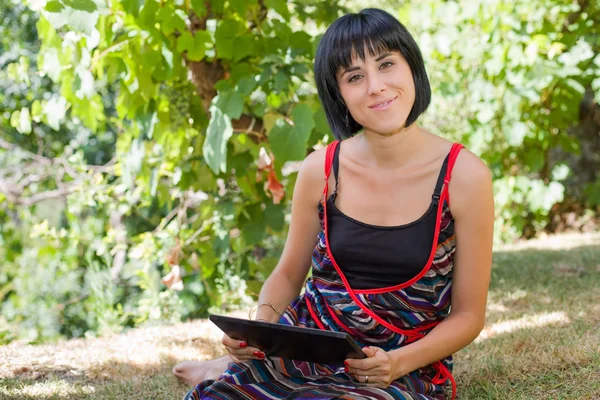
[367,75,385,96]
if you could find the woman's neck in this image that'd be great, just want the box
[356,124,426,169]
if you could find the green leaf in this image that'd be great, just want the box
[176,31,194,53]
[524,147,546,172]
[230,151,254,177]
[45,1,65,12]
[229,0,257,15]
[216,90,245,119]
[152,45,173,81]
[230,63,252,81]
[11,108,32,135]
[232,35,255,62]
[565,78,585,95]
[267,92,282,108]
[209,0,224,14]
[140,110,158,139]
[190,30,212,61]
[236,77,257,96]
[63,0,96,12]
[215,20,245,60]
[122,0,144,16]
[31,101,43,123]
[238,203,266,245]
[20,108,32,134]
[265,0,290,20]
[191,0,207,17]
[291,104,314,141]
[264,203,285,231]
[273,70,288,93]
[44,7,99,34]
[313,106,329,134]
[262,112,279,133]
[290,31,312,56]
[203,105,233,174]
[157,6,186,36]
[74,66,95,99]
[270,20,291,43]
[139,0,160,29]
[177,30,211,61]
[268,119,306,162]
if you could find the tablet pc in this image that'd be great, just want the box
[209,314,366,364]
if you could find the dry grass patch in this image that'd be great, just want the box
[0,316,233,399]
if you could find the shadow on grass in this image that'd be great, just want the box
[487,244,600,318]
[0,354,193,399]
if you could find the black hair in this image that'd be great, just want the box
[314,8,431,140]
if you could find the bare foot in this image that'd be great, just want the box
[173,356,230,386]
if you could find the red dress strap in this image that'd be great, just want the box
[444,143,464,206]
[324,141,340,183]
[319,140,462,400]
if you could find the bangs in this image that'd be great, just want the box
[328,19,399,75]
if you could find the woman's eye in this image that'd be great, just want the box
[348,74,362,83]
[380,61,394,69]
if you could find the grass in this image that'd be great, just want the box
[454,232,600,399]
[1,232,599,399]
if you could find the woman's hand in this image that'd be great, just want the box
[345,347,397,388]
[221,333,265,362]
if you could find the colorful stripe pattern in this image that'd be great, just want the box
[186,358,446,399]
[184,142,463,400]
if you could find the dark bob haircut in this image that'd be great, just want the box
[314,8,431,140]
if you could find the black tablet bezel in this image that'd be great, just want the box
[209,314,366,364]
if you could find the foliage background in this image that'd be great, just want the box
[0,0,598,344]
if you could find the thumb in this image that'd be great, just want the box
[362,346,380,357]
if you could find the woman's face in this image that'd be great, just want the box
[336,49,416,136]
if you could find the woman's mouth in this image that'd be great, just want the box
[369,96,397,110]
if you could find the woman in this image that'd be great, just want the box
[175,8,494,399]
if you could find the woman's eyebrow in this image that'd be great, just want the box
[375,52,392,61]
[340,52,393,77]
[340,66,360,77]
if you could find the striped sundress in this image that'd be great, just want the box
[185,141,464,400]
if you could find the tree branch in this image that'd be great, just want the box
[0,138,116,207]
[17,185,78,207]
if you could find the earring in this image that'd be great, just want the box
[345,108,350,127]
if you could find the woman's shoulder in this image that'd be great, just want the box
[452,146,491,187]
[448,144,493,217]
[300,145,328,179]
[424,131,489,182]
[293,145,330,202]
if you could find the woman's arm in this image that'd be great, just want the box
[254,149,326,321]
[389,149,494,378]
[223,149,326,358]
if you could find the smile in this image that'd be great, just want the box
[369,96,397,110]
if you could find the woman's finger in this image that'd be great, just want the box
[221,333,264,359]
[223,343,266,361]
[356,374,388,388]
[347,366,378,376]
[221,333,245,349]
